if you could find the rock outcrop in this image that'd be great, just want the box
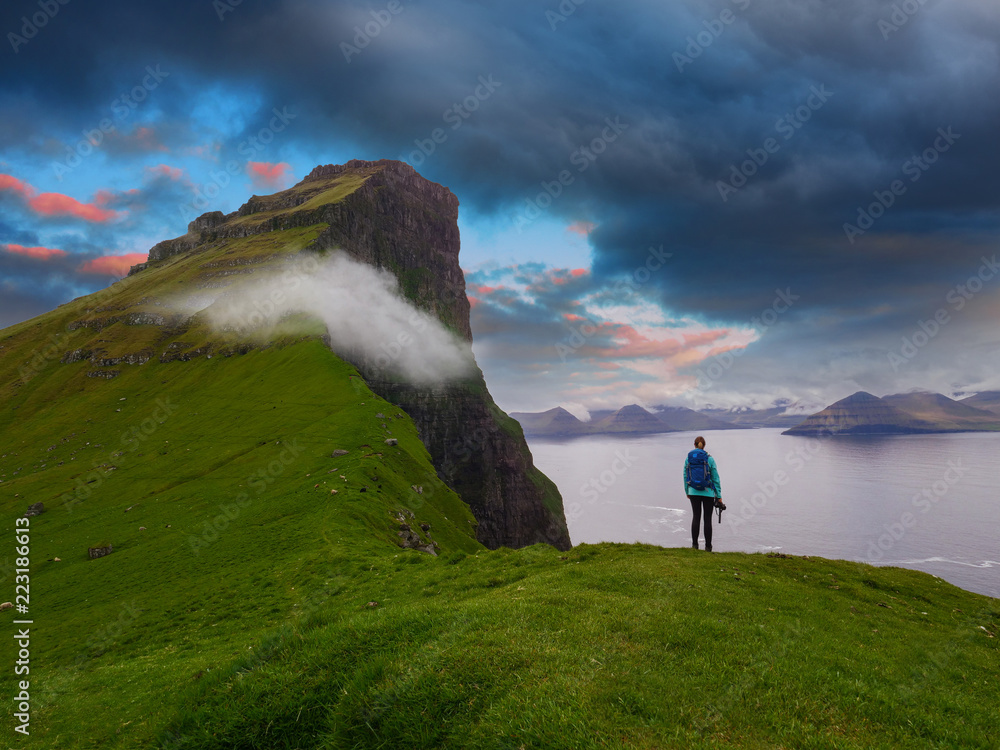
[131,159,571,551]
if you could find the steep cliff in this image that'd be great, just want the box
[130,159,571,550]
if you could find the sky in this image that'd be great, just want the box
[2,0,999,416]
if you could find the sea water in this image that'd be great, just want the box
[528,429,1000,599]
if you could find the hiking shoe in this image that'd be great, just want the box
[705,545,713,552]
[692,542,699,550]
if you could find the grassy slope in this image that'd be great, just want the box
[0,340,480,747]
[0,173,997,748]
[149,549,1000,749]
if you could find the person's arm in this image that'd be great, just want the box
[710,457,721,498]
[683,458,689,495]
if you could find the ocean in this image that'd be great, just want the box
[528,428,1000,599]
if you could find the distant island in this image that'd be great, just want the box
[513,390,1000,438]
[782,390,1000,436]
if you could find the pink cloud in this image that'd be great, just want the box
[182,142,222,160]
[0,172,122,222]
[584,324,732,362]
[467,295,481,309]
[682,330,728,348]
[567,221,596,237]
[79,253,148,277]
[2,243,67,260]
[469,283,506,295]
[104,126,169,154]
[247,161,293,190]
[526,266,592,292]
[145,164,183,180]
[0,174,33,198]
[28,192,120,222]
[134,126,168,152]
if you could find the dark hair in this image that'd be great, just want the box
[694,436,706,448]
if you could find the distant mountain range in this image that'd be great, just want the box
[513,390,1000,438]
[698,405,806,429]
[509,404,742,438]
[783,391,1000,436]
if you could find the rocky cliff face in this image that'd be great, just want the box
[133,159,571,550]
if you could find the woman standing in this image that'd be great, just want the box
[683,435,722,551]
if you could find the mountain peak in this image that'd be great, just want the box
[4,157,569,551]
[615,403,652,416]
[838,391,880,404]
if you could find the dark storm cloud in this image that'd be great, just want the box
[0,246,114,328]
[2,0,997,400]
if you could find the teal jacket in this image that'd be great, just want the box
[684,454,721,498]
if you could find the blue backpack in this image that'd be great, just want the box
[686,449,714,491]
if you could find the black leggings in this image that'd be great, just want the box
[688,495,715,547]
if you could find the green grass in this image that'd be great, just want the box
[1,180,997,748]
[155,546,998,750]
[225,172,371,228]
[13,541,994,750]
[0,339,480,746]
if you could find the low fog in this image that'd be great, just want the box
[185,252,475,385]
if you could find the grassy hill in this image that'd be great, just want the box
[1,169,998,747]
[3,331,998,750]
